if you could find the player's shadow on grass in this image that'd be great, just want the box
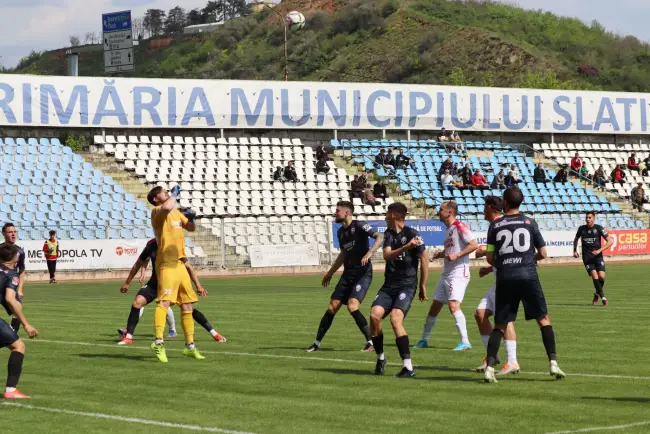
[582,396,650,403]
[77,353,152,362]
[257,346,340,352]
[307,368,479,382]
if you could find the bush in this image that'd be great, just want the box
[65,135,85,153]
[382,0,398,18]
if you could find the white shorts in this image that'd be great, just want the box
[476,284,496,313]
[433,276,470,304]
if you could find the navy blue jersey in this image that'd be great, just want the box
[487,214,545,281]
[575,224,608,262]
[0,264,20,313]
[383,226,425,281]
[139,239,158,288]
[337,220,376,272]
[0,243,25,275]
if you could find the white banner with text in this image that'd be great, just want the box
[472,231,575,258]
[249,244,320,268]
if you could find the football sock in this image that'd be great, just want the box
[452,310,470,345]
[371,332,384,359]
[481,335,490,351]
[599,278,606,297]
[6,351,24,389]
[421,315,437,341]
[592,278,604,298]
[350,309,372,341]
[10,318,20,333]
[192,309,214,333]
[315,311,335,342]
[486,329,504,367]
[126,306,141,336]
[138,307,144,319]
[166,307,176,331]
[505,340,517,364]
[541,325,557,361]
[395,335,411,361]
[181,311,195,345]
[154,304,168,340]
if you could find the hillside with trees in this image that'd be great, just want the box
[10,0,650,92]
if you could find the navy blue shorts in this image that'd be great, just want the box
[331,267,373,305]
[584,258,606,275]
[136,284,157,304]
[0,318,19,348]
[371,280,417,317]
[494,279,548,324]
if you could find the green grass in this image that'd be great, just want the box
[2,263,650,433]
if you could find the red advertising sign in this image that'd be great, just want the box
[604,229,650,256]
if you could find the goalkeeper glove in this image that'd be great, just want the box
[182,208,197,223]
[170,185,181,198]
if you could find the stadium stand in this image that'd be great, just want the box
[334,139,645,231]
[0,137,153,241]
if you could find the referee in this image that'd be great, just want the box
[42,231,60,284]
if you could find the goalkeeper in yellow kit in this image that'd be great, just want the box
[147,185,203,363]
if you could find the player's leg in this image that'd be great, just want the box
[1,319,28,399]
[178,266,203,359]
[485,282,518,383]
[414,280,445,348]
[192,309,226,342]
[598,267,607,305]
[118,293,150,345]
[524,282,565,379]
[448,278,471,351]
[346,268,374,351]
[166,306,177,338]
[370,291,392,375]
[497,322,520,375]
[390,309,414,378]
[151,264,179,362]
[589,268,603,304]
[306,299,342,352]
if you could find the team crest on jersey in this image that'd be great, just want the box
[401,237,407,244]
[399,293,406,300]
[351,227,355,234]
[11,276,18,286]
[525,219,530,224]
[355,284,361,292]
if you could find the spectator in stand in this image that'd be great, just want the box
[553,166,568,183]
[627,152,640,172]
[579,164,589,179]
[43,230,60,284]
[439,157,453,179]
[363,183,379,206]
[593,165,606,188]
[316,157,330,174]
[447,130,463,153]
[273,166,286,181]
[570,152,582,176]
[450,163,459,176]
[451,171,465,189]
[611,165,626,185]
[450,130,462,143]
[374,149,394,172]
[461,163,474,189]
[631,182,646,211]
[284,161,298,182]
[533,163,548,183]
[471,169,489,190]
[437,128,450,142]
[386,149,396,168]
[643,155,650,176]
[373,180,388,201]
[509,164,520,182]
[395,149,413,169]
[491,169,506,189]
[504,171,518,188]
[316,142,327,161]
[350,175,364,199]
[441,169,454,188]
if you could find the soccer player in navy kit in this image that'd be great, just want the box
[369,202,429,378]
[1,223,26,334]
[573,212,613,306]
[306,201,384,352]
[483,188,565,383]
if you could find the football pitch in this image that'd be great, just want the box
[1,263,649,434]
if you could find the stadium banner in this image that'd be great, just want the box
[1,74,650,134]
[332,220,445,249]
[472,231,575,257]
[21,239,149,271]
[249,244,319,268]
[603,229,650,256]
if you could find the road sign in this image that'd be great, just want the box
[102,10,134,74]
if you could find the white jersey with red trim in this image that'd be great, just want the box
[443,220,475,278]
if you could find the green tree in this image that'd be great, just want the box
[445,66,470,86]
[516,71,563,89]
[164,6,187,35]
[143,9,166,37]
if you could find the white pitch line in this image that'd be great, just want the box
[1,402,255,434]
[545,420,650,434]
[31,339,650,381]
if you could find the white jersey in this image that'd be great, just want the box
[442,220,475,278]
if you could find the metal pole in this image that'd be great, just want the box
[220,217,226,269]
[326,219,332,265]
[284,24,288,81]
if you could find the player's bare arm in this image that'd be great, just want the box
[478,266,492,278]
[5,289,37,338]
[418,249,429,301]
[446,239,478,262]
[534,246,548,262]
[120,259,145,293]
[383,238,422,261]
[593,234,613,255]
[485,249,495,266]
[475,246,487,259]
[361,232,384,266]
[573,236,580,258]
[323,251,346,287]
[184,260,207,297]
[139,258,149,285]
[17,273,25,298]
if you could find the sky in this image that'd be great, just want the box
[1,0,649,69]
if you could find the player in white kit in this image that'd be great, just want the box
[474,196,519,374]
[414,201,478,351]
